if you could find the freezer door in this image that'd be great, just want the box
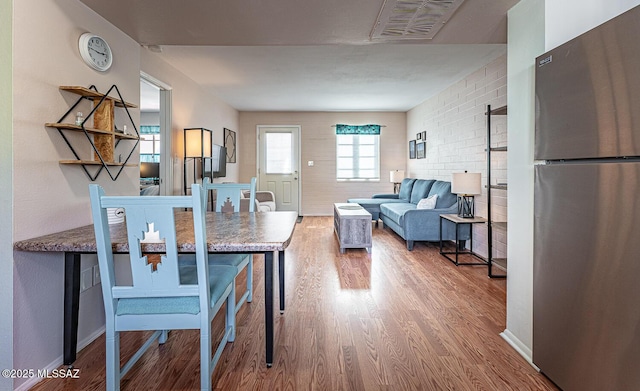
[534,162,640,391]
[535,5,640,160]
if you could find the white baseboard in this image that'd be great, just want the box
[14,326,105,391]
[500,328,540,372]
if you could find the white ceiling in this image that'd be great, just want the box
[81,0,519,112]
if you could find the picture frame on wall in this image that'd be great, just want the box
[409,140,416,159]
[421,131,426,140]
[224,128,236,163]
[417,141,426,159]
[417,133,422,140]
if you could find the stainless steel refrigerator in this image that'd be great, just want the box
[534,5,640,391]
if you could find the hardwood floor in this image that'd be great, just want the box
[31,216,558,391]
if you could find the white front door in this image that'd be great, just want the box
[257,126,300,214]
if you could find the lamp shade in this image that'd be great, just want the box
[184,128,212,158]
[451,172,481,195]
[390,170,405,183]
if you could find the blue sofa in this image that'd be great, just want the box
[348,178,470,250]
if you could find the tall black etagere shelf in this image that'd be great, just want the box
[46,85,139,181]
[486,104,507,278]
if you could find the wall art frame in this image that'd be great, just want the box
[417,141,426,159]
[409,140,416,159]
[224,128,236,163]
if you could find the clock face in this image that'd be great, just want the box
[79,33,113,72]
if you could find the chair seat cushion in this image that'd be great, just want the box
[179,253,250,272]
[115,264,236,316]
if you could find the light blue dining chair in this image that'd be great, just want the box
[89,183,236,391]
[199,177,256,314]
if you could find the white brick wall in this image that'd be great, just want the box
[407,54,507,259]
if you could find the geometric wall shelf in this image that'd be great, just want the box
[46,85,139,181]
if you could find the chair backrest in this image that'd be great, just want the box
[203,177,257,212]
[89,183,211,317]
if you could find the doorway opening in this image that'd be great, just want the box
[257,125,301,215]
[140,73,172,195]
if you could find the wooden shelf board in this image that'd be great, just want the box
[46,123,139,140]
[491,221,507,229]
[487,185,508,190]
[490,146,508,151]
[486,105,507,115]
[59,86,138,108]
[59,160,137,167]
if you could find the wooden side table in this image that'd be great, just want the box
[439,213,487,266]
[333,203,372,253]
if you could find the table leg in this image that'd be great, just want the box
[279,251,285,314]
[264,250,274,367]
[63,253,81,365]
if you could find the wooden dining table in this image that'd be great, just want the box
[13,210,298,367]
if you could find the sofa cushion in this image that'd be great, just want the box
[380,202,417,226]
[409,179,436,204]
[398,178,416,201]
[347,198,407,218]
[428,181,458,208]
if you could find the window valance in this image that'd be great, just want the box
[335,124,381,135]
[140,125,160,134]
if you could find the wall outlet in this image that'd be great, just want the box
[93,264,101,286]
[80,269,93,292]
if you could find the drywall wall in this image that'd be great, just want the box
[406,55,507,258]
[504,0,544,363]
[545,0,640,50]
[1,0,13,389]
[11,0,140,388]
[238,111,406,216]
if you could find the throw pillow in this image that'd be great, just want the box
[417,194,438,209]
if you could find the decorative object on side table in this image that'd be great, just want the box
[416,141,426,159]
[390,170,405,193]
[224,128,236,163]
[409,140,416,159]
[451,171,482,218]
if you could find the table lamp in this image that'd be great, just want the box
[451,171,481,218]
[390,170,405,193]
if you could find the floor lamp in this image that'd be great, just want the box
[183,127,212,195]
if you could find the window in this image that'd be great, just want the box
[140,125,160,162]
[265,132,293,174]
[336,134,380,180]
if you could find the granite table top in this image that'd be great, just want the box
[14,211,298,254]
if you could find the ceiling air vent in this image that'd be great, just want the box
[370,0,465,40]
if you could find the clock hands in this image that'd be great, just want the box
[89,47,106,56]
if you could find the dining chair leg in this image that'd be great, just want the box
[247,255,254,303]
[159,330,168,344]
[200,328,212,391]
[106,329,120,391]
[227,283,236,342]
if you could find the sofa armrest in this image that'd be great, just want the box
[372,193,400,199]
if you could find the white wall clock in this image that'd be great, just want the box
[78,33,113,72]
